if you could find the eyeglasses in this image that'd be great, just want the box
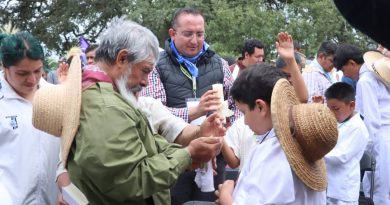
[175,30,206,39]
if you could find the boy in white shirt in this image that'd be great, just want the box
[324,82,369,205]
[222,32,308,171]
[216,38,338,204]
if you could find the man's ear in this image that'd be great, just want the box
[349,101,356,111]
[347,59,357,66]
[115,49,129,70]
[168,28,176,39]
[244,51,250,59]
[111,49,131,78]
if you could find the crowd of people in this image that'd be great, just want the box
[1,4,390,205]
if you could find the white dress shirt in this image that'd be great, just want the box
[232,129,326,205]
[225,116,255,170]
[0,73,60,205]
[356,64,390,205]
[325,113,369,203]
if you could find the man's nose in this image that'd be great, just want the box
[140,78,148,87]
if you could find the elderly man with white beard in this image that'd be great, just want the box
[64,18,224,205]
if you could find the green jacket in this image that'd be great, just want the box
[68,82,191,205]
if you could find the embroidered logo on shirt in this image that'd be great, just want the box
[5,115,18,129]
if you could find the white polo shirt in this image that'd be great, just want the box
[0,73,60,205]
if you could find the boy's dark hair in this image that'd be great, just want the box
[325,82,356,103]
[333,44,364,71]
[241,39,264,59]
[317,41,338,57]
[171,7,203,29]
[86,44,98,54]
[231,63,285,110]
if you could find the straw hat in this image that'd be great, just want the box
[271,79,338,191]
[32,55,81,167]
[363,51,390,88]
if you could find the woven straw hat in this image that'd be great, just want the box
[363,51,390,88]
[271,79,338,191]
[32,55,81,167]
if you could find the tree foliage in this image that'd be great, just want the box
[0,0,375,60]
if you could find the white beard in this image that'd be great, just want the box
[115,74,140,109]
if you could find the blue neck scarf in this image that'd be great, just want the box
[170,40,209,77]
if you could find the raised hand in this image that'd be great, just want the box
[276,32,295,62]
[57,62,69,84]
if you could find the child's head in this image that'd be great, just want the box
[325,82,355,123]
[230,63,285,134]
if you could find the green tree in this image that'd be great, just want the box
[0,0,376,59]
[1,0,133,55]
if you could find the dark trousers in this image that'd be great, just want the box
[171,154,225,205]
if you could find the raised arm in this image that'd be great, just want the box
[276,32,308,103]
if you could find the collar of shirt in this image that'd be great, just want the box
[236,58,246,70]
[359,63,369,76]
[254,128,276,144]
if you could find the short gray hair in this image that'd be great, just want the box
[95,17,159,66]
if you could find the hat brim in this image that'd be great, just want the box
[60,56,82,166]
[32,55,81,167]
[271,79,327,191]
[363,51,390,86]
[363,51,383,73]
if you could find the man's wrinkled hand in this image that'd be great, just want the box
[187,137,223,163]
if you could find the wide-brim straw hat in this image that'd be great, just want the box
[271,79,338,191]
[33,55,81,167]
[363,51,390,88]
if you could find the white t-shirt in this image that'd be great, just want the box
[225,116,255,170]
[233,129,326,205]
